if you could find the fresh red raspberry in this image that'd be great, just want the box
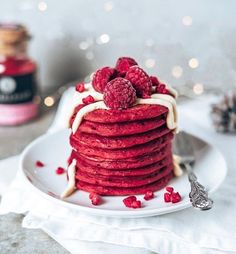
[90,194,102,205]
[156,83,173,97]
[164,192,171,202]
[56,167,65,175]
[125,66,152,97]
[166,186,174,193]
[150,76,160,86]
[144,191,154,200]
[82,95,95,105]
[92,67,116,93]
[104,78,136,109]
[35,160,44,167]
[171,192,182,203]
[115,57,138,75]
[131,200,142,209]
[123,196,137,208]
[75,82,85,93]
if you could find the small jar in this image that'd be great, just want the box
[0,23,39,125]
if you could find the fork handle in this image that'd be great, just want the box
[184,162,213,210]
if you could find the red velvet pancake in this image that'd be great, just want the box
[77,116,166,137]
[70,104,168,125]
[76,155,173,177]
[76,172,174,195]
[71,132,173,159]
[71,125,170,149]
[70,144,172,169]
[75,164,173,188]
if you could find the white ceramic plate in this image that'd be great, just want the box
[19,129,227,218]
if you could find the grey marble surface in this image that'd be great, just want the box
[0,108,69,254]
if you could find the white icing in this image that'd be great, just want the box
[69,82,178,133]
[61,159,77,198]
[137,94,177,130]
[66,83,103,128]
[72,101,108,133]
[166,84,178,98]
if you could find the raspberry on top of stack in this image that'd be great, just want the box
[62,57,181,199]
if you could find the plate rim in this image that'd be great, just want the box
[19,129,228,218]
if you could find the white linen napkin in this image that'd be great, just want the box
[0,90,236,254]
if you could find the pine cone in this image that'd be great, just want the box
[211,92,236,133]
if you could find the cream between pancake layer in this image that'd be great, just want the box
[71,83,178,133]
[61,159,77,198]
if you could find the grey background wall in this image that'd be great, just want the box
[0,0,236,93]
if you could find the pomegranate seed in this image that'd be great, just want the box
[56,167,65,175]
[131,200,142,209]
[82,95,95,105]
[75,82,85,93]
[164,192,171,202]
[123,196,137,208]
[171,192,182,203]
[35,160,44,167]
[91,194,102,205]
[89,192,97,200]
[144,191,154,200]
[166,186,174,193]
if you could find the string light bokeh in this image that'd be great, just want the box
[1,0,234,106]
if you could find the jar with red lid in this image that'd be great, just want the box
[0,23,39,125]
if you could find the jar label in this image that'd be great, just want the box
[0,72,37,104]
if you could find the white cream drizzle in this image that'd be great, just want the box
[62,82,179,197]
[65,84,103,127]
[69,82,178,133]
[69,83,178,133]
[72,101,108,133]
[60,159,77,198]
[137,94,177,130]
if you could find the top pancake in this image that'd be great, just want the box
[70,104,168,125]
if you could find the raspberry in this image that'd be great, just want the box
[131,200,142,209]
[125,66,152,97]
[166,186,174,193]
[92,67,116,93]
[75,82,85,93]
[104,78,136,109]
[35,160,44,167]
[150,76,160,86]
[171,192,182,203]
[115,57,138,75]
[164,193,171,202]
[123,196,137,207]
[56,167,65,175]
[156,83,172,97]
[144,191,154,200]
[90,194,102,205]
[82,95,95,105]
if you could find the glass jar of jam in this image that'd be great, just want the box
[0,23,39,125]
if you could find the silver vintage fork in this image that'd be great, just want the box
[174,132,213,210]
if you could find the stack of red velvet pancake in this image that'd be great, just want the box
[69,103,174,196]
